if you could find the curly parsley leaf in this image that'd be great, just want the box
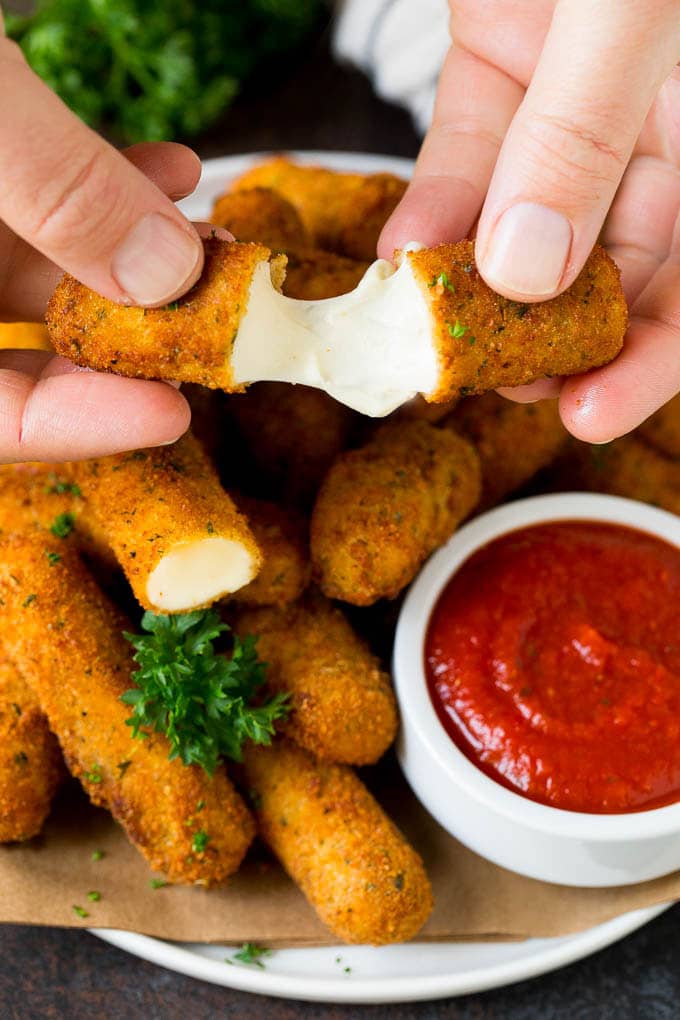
[229,942,272,968]
[121,610,289,775]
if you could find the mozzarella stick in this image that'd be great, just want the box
[229,496,310,607]
[234,592,397,764]
[72,433,261,613]
[231,157,407,260]
[0,535,255,884]
[211,186,311,250]
[447,393,569,509]
[638,393,680,459]
[47,238,626,418]
[0,462,114,571]
[242,739,432,944]
[311,420,481,605]
[575,435,680,514]
[0,652,63,843]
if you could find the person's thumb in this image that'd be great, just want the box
[0,34,203,306]
[475,0,680,301]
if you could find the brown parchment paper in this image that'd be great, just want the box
[0,770,678,946]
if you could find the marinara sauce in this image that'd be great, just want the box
[425,521,680,813]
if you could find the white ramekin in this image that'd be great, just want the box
[393,493,680,887]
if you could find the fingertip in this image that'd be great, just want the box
[496,378,562,403]
[558,380,620,444]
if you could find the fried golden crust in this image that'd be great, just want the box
[0,462,114,571]
[72,433,261,613]
[574,434,680,512]
[242,739,432,944]
[281,247,369,300]
[638,393,680,459]
[310,420,481,605]
[447,393,569,509]
[232,158,407,260]
[234,592,397,765]
[228,496,310,607]
[211,186,311,250]
[0,653,63,843]
[0,536,255,883]
[407,241,627,401]
[227,382,355,507]
[46,238,274,388]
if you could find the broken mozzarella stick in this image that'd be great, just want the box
[230,157,407,260]
[233,591,397,765]
[71,432,261,613]
[311,420,481,606]
[46,237,627,418]
[241,739,433,945]
[0,536,255,884]
[0,651,63,843]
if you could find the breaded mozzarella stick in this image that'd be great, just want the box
[0,536,255,884]
[311,420,481,605]
[234,592,397,765]
[242,739,432,945]
[47,238,626,418]
[72,433,261,613]
[0,652,63,843]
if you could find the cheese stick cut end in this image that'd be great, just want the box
[146,536,260,613]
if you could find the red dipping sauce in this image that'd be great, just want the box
[425,521,680,814]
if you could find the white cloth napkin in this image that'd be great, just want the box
[332,0,450,135]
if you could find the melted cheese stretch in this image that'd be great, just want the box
[231,246,439,417]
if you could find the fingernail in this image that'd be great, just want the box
[482,202,572,297]
[112,214,201,305]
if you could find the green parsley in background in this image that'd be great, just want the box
[5,0,325,143]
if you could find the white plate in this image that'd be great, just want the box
[93,152,671,1003]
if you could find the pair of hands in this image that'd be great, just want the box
[1,0,680,464]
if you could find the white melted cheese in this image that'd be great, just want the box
[146,537,258,613]
[230,245,438,417]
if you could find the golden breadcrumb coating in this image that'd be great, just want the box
[0,462,115,571]
[47,238,280,388]
[281,247,369,300]
[72,433,261,613]
[407,241,627,401]
[447,393,569,509]
[242,739,432,945]
[234,591,397,765]
[638,393,680,459]
[574,434,680,513]
[0,322,52,350]
[0,535,255,884]
[311,419,481,605]
[229,495,310,607]
[210,186,310,250]
[227,382,355,507]
[0,653,63,843]
[231,157,407,260]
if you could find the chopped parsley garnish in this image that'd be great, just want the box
[72,905,89,919]
[206,521,215,534]
[91,850,105,862]
[150,878,168,890]
[45,549,62,565]
[229,943,272,968]
[50,512,75,539]
[83,764,103,784]
[191,830,210,854]
[447,320,467,339]
[45,476,81,497]
[22,594,37,608]
[87,891,101,902]
[117,760,132,777]
[121,610,289,775]
[429,271,455,294]
[163,301,180,311]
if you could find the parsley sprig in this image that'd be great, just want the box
[121,610,289,775]
[228,942,272,968]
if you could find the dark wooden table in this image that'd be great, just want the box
[2,31,679,1020]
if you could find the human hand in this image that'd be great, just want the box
[0,16,207,463]
[381,0,680,442]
